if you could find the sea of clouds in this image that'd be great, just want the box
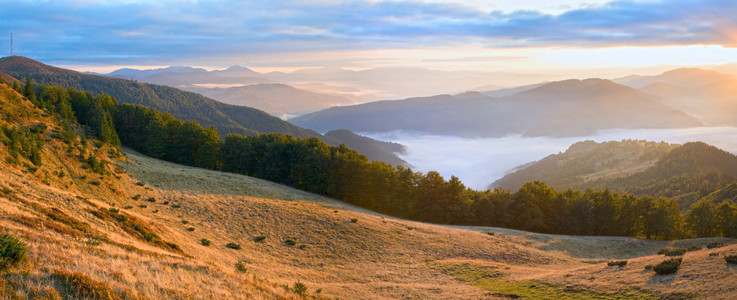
[364,127,737,190]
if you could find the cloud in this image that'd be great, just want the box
[1,0,735,66]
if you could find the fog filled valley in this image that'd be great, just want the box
[365,127,737,190]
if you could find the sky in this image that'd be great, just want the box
[1,0,737,75]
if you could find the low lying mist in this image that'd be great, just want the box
[363,127,737,191]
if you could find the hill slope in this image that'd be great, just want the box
[291,79,702,138]
[0,56,318,138]
[492,140,737,209]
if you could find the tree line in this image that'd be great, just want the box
[15,79,737,240]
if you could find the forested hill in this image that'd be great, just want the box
[492,140,737,209]
[0,56,318,138]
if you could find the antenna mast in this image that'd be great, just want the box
[10,33,13,56]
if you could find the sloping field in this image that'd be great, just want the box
[120,148,737,299]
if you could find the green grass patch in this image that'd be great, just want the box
[436,263,656,300]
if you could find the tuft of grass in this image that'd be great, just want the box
[253,236,266,243]
[0,234,27,271]
[653,258,682,275]
[293,281,308,297]
[725,255,737,264]
[171,204,182,209]
[131,194,141,200]
[226,243,241,250]
[144,197,156,203]
[235,261,248,273]
[350,218,358,223]
[607,261,627,267]
[181,220,189,225]
[284,239,296,246]
[200,239,211,246]
[186,227,195,232]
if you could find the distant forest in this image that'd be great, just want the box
[10,78,737,240]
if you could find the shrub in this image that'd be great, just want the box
[108,208,119,214]
[707,241,726,249]
[226,243,241,250]
[200,239,211,246]
[607,261,627,267]
[644,265,653,270]
[653,258,682,275]
[709,252,719,257]
[350,218,358,223]
[657,248,686,256]
[725,255,737,264]
[293,281,307,297]
[186,227,195,232]
[0,234,27,271]
[171,204,182,209]
[284,239,296,246]
[181,220,189,225]
[123,206,133,209]
[253,236,266,243]
[132,194,141,200]
[144,197,156,203]
[486,232,495,236]
[235,261,248,273]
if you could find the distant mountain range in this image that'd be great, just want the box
[291,78,703,137]
[491,140,737,209]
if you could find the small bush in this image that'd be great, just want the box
[88,180,101,186]
[235,261,248,273]
[0,234,27,270]
[181,220,189,225]
[135,182,145,186]
[293,281,307,297]
[644,265,653,270]
[144,197,156,203]
[707,241,726,249]
[132,194,141,200]
[226,243,241,250]
[653,258,682,275]
[350,218,358,223]
[657,248,686,256]
[108,208,119,214]
[725,255,737,264]
[486,232,495,236]
[607,260,627,267]
[709,252,719,257]
[200,239,211,246]
[138,204,147,208]
[123,206,133,209]
[254,236,266,243]
[284,239,296,246]
[171,204,182,209]
[186,227,195,232]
